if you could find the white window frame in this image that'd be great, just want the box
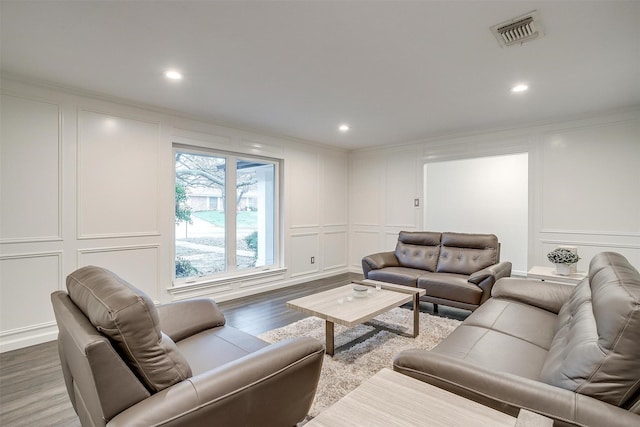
[172,144,283,287]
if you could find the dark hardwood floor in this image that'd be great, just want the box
[219,273,356,335]
[0,274,469,426]
[0,340,79,427]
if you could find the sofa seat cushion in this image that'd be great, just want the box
[432,326,548,380]
[367,267,424,286]
[418,272,481,305]
[464,298,558,350]
[431,299,557,380]
[176,325,269,376]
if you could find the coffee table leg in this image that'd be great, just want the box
[413,294,420,337]
[326,320,335,356]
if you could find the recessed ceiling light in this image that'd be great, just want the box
[164,70,183,80]
[339,124,350,132]
[511,84,529,93]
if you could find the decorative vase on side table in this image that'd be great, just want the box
[554,263,572,276]
[547,248,580,277]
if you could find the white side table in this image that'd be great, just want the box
[527,266,586,285]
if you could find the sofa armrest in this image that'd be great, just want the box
[468,261,512,285]
[108,336,325,427]
[467,261,512,304]
[362,251,400,276]
[491,277,574,314]
[157,298,226,342]
[393,350,640,427]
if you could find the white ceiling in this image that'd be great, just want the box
[1,1,639,149]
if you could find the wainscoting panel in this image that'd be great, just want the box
[322,154,348,227]
[77,109,160,239]
[350,155,382,226]
[1,94,61,243]
[541,122,640,233]
[289,232,320,277]
[288,149,320,228]
[0,252,62,351]
[385,150,419,228]
[385,231,402,251]
[323,231,347,271]
[77,244,160,302]
[350,230,380,270]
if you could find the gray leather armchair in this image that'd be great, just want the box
[51,266,324,427]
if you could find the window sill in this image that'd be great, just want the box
[168,267,288,295]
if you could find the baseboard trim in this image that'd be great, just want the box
[0,324,58,353]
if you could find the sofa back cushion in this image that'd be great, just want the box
[394,231,441,272]
[67,266,192,393]
[540,252,640,407]
[436,232,499,275]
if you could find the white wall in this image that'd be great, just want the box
[424,153,529,274]
[1,75,638,353]
[534,119,640,271]
[349,110,640,278]
[0,77,349,352]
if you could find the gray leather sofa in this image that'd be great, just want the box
[393,252,640,427]
[51,266,324,427]
[362,231,512,311]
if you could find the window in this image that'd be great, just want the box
[174,147,279,282]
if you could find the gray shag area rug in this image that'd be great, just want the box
[258,307,461,419]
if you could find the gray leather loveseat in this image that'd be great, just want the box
[51,266,324,427]
[362,231,512,311]
[393,252,640,427]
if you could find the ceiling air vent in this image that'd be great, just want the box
[491,10,544,47]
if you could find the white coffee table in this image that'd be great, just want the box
[286,280,425,356]
[305,368,552,427]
